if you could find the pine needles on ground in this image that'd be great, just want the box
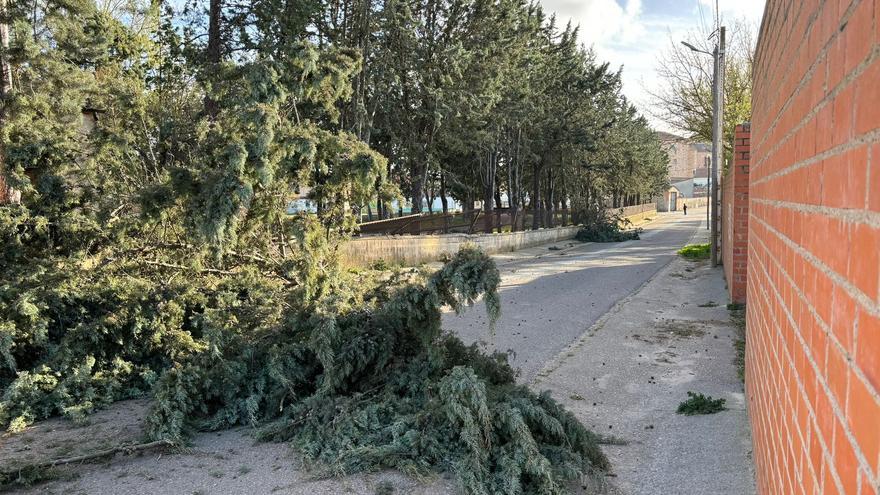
[676,392,726,415]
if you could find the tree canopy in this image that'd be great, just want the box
[648,19,755,163]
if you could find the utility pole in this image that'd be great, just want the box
[681,27,725,266]
[705,156,710,230]
[710,26,725,267]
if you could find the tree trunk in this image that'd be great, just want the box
[0,0,10,97]
[531,162,541,230]
[482,152,495,234]
[410,162,426,214]
[0,0,17,204]
[507,155,518,232]
[204,0,222,118]
[464,190,474,222]
[439,170,449,233]
[545,167,554,228]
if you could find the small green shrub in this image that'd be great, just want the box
[677,243,710,260]
[369,259,390,271]
[676,392,726,415]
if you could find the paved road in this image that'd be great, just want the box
[443,209,707,381]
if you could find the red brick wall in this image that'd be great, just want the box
[722,123,751,304]
[747,1,880,494]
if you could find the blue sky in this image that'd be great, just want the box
[538,0,766,130]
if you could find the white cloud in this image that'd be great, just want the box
[542,0,646,46]
[698,0,767,24]
[539,0,765,131]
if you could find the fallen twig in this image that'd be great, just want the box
[5,439,175,475]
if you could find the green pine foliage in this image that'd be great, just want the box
[575,207,642,243]
[676,392,726,415]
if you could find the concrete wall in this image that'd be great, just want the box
[722,124,750,304]
[748,1,880,494]
[342,226,581,266]
[619,203,656,224]
[676,196,708,210]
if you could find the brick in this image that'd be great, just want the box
[844,0,874,75]
[823,146,869,209]
[847,373,880,477]
[854,59,880,135]
[833,84,855,146]
[831,286,858,352]
[856,309,880,391]
[847,223,880,301]
[832,419,861,494]
[871,143,880,212]
[826,344,851,407]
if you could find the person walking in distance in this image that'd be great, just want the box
[683,204,688,215]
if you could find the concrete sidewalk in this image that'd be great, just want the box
[533,229,756,495]
[444,210,706,381]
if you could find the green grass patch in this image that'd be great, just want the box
[676,392,726,415]
[677,243,710,260]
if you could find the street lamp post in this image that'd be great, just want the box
[682,26,725,267]
[705,156,710,230]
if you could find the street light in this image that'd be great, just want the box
[680,41,711,55]
[681,27,725,267]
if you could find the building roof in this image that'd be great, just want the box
[655,131,711,151]
[671,178,695,198]
[655,131,687,142]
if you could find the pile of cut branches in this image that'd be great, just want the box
[575,208,642,243]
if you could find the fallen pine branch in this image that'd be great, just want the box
[2,439,175,479]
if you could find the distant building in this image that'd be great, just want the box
[657,184,684,212]
[656,131,711,185]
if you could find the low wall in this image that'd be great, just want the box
[618,203,657,225]
[676,197,708,210]
[342,225,581,266]
[721,124,750,304]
